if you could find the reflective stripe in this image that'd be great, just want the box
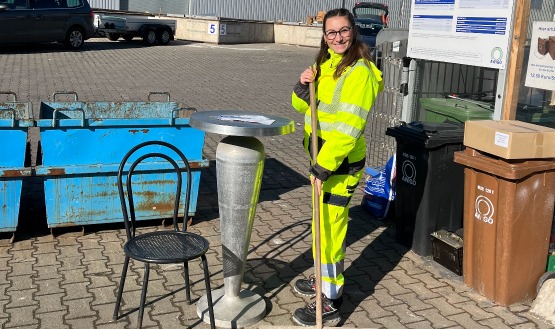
[332,61,367,104]
[340,103,368,120]
[321,260,344,278]
[319,102,338,114]
[304,115,335,133]
[308,61,369,139]
[323,192,351,207]
[322,280,343,300]
[336,122,362,138]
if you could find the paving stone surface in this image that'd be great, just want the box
[0,38,553,328]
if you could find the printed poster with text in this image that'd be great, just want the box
[524,21,555,90]
[407,0,514,69]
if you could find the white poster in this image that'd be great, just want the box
[406,0,515,69]
[524,21,555,90]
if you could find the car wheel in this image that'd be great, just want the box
[157,29,171,45]
[142,28,157,46]
[64,26,84,50]
[107,33,120,41]
[123,35,134,42]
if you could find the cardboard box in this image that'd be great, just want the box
[463,120,555,159]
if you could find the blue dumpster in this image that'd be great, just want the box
[35,92,208,228]
[0,92,34,233]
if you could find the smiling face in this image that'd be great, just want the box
[324,15,353,55]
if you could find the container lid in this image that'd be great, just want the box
[431,229,463,249]
[385,121,464,148]
[453,147,555,180]
[420,97,494,122]
[0,102,34,128]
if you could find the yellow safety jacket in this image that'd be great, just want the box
[292,49,384,181]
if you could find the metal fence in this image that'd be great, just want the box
[365,33,407,169]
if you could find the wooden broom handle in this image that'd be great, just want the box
[309,81,323,329]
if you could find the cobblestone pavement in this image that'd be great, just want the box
[0,39,553,329]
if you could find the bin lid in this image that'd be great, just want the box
[420,97,494,123]
[385,121,464,148]
[453,147,555,180]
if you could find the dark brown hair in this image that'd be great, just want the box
[315,8,373,79]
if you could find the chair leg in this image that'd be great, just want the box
[113,256,130,320]
[137,263,150,329]
[201,255,216,329]
[183,262,191,304]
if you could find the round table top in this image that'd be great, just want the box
[189,110,295,137]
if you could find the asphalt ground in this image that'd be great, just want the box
[0,38,553,328]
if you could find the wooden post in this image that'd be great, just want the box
[502,0,531,120]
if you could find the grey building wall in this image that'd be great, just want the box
[89,0,120,10]
[189,0,411,28]
[129,0,188,15]
[91,0,189,15]
[91,0,550,36]
[188,0,551,39]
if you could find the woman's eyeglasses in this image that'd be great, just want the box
[324,26,352,40]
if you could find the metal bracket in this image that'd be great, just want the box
[52,91,78,102]
[148,91,170,102]
[52,108,86,127]
[0,91,17,102]
[170,107,197,125]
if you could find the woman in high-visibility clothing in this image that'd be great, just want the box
[291,8,383,326]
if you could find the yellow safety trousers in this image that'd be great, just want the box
[312,170,362,300]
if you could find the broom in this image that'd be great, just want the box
[309,81,324,329]
[259,80,324,329]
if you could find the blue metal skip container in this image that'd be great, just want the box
[0,92,34,233]
[35,92,208,228]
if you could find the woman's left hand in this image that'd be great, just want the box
[311,175,322,196]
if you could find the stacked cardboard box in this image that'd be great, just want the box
[463,120,555,159]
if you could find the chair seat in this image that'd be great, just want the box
[124,231,209,263]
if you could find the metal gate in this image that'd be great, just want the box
[365,29,408,169]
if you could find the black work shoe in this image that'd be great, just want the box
[292,295,342,326]
[294,275,316,296]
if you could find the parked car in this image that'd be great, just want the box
[0,0,95,50]
[353,2,388,49]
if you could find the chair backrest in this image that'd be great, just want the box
[117,140,192,241]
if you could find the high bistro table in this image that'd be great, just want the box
[190,110,295,328]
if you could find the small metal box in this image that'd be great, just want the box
[431,229,463,275]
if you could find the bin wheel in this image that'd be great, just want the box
[143,28,157,46]
[536,271,555,294]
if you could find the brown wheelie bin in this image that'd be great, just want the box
[454,148,555,306]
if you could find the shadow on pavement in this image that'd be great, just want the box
[240,204,406,325]
[194,158,310,224]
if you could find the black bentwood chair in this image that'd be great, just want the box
[112,141,215,329]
